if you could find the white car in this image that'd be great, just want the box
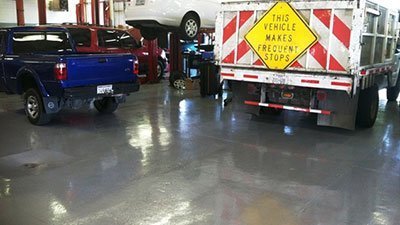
[125,0,220,40]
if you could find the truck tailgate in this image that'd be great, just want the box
[215,0,357,74]
[61,54,136,88]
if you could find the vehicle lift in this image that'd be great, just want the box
[167,29,215,87]
[146,39,160,83]
[169,33,183,80]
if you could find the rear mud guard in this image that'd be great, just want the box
[42,96,61,114]
[317,90,359,130]
[230,81,261,116]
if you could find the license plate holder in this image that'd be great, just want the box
[97,84,113,94]
[271,74,286,85]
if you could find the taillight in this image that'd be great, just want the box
[54,63,67,80]
[133,59,139,75]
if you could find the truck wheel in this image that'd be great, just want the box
[356,85,379,128]
[157,60,165,80]
[24,88,52,125]
[180,13,200,40]
[387,74,400,101]
[94,97,119,113]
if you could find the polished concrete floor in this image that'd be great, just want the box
[0,81,399,225]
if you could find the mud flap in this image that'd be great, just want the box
[230,81,261,116]
[42,96,61,114]
[317,90,359,130]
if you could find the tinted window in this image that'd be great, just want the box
[98,29,138,49]
[120,32,137,48]
[68,28,91,47]
[98,29,120,48]
[12,31,73,54]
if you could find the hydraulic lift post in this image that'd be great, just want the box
[91,0,100,25]
[38,0,47,25]
[169,32,183,74]
[146,39,159,83]
[76,0,86,25]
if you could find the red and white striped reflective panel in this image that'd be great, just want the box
[360,65,393,76]
[237,11,254,65]
[244,100,332,115]
[308,9,351,71]
[222,12,237,64]
[221,8,352,72]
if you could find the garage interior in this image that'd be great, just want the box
[1,1,400,225]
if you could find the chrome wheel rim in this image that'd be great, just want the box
[27,95,39,119]
[185,19,198,38]
[174,79,186,90]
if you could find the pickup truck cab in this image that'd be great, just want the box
[0,26,140,125]
[62,24,167,80]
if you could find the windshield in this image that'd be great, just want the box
[12,31,73,54]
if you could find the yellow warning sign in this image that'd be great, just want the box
[245,1,318,70]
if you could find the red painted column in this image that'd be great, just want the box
[76,4,82,24]
[76,0,86,25]
[91,0,99,25]
[147,39,159,83]
[169,33,182,74]
[37,0,46,25]
[104,1,111,27]
[16,0,25,26]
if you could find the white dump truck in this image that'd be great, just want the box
[215,0,400,129]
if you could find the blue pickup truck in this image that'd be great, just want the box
[0,26,140,125]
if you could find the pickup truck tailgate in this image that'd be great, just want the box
[61,54,136,88]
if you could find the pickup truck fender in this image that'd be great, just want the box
[16,67,61,114]
[16,67,50,97]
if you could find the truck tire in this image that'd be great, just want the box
[24,88,52,125]
[356,85,379,128]
[169,71,185,87]
[387,74,400,101]
[180,13,200,40]
[94,97,119,113]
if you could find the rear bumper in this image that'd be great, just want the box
[42,82,139,114]
[63,82,140,99]
[220,67,354,95]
